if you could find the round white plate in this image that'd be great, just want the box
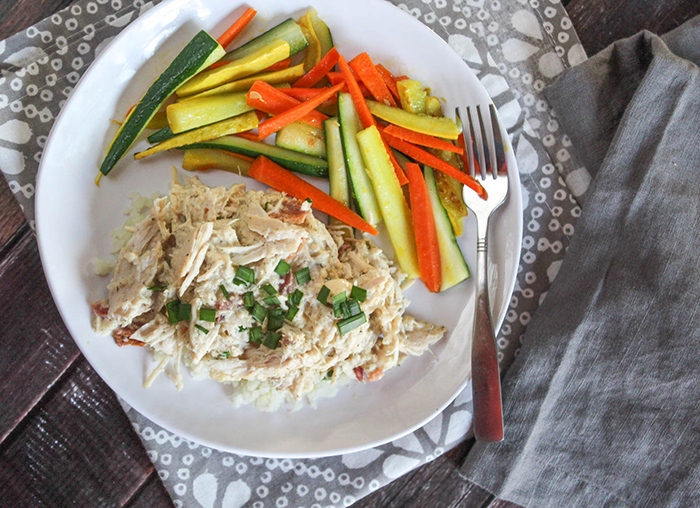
[36,0,522,458]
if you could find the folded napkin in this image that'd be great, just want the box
[461,15,700,508]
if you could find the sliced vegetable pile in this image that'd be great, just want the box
[98,7,486,292]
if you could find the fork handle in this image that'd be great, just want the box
[472,237,504,442]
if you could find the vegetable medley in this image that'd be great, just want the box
[98,6,484,293]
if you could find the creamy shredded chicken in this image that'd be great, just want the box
[91,177,445,405]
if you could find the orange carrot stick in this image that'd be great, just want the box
[249,156,378,235]
[349,53,397,107]
[293,47,340,88]
[217,7,257,49]
[257,82,345,139]
[235,131,262,142]
[338,55,375,129]
[279,88,327,100]
[382,131,486,198]
[246,81,328,127]
[384,124,464,154]
[375,64,401,103]
[327,72,372,97]
[405,162,441,292]
[262,57,292,72]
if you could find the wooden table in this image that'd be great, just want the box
[1,0,698,506]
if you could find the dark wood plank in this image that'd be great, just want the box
[567,0,700,55]
[0,357,154,507]
[0,231,81,443]
[0,179,26,249]
[0,0,75,41]
[125,472,174,508]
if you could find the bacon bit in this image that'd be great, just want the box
[353,366,365,382]
[112,325,146,347]
[367,368,384,382]
[216,297,242,311]
[278,271,293,295]
[90,300,109,318]
[269,198,308,224]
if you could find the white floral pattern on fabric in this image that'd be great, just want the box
[0,0,589,506]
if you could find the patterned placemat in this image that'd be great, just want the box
[0,0,587,506]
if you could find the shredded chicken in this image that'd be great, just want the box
[91,177,446,406]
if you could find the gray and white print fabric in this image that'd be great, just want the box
[0,0,587,506]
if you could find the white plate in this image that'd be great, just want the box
[35,0,522,458]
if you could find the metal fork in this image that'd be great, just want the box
[456,103,509,442]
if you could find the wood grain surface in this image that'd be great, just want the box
[0,0,698,506]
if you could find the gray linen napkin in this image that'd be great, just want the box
[461,15,700,508]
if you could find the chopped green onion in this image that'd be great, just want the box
[263,331,282,349]
[347,299,362,317]
[177,303,191,322]
[251,302,268,323]
[333,298,345,318]
[219,284,231,299]
[199,307,216,323]
[244,292,255,309]
[286,305,299,321]
[195,324,209,334]
[274,260,292,276]
[340,301,351,319]
[262,283,277,295]
[268,307,285,331]
[264,295,281,306]
[305,198,313,204]
[234,265,255,286]
[337,312,367,335]
[289,289,304,307]
[350,286,367,302]
[317,285,331,305]
[166,300,180,325]
[264,202,269,211]
[249,326,264,343]
[294,267,311,285]
[332,291,347,305]
[219,350,231,359]
[238,326,247,333]
[323,369,333,381]
[147,285,165,291]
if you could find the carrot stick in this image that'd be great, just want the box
[280,88,327,101]
[249,156,378,235]
[375,64,401,103]
[396,75,409,81]
[257,82,345,139]
[293,47,340,88]
[382,130,487,198]
[338,55,376,129]
[236,131,262,142]
[384,124,464,154]
[349,53,397,107]
[217,7,257,49]
[327,72,371,97]
[405,162,441,292]
[246,81,328,127]
[262,57,292,72]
